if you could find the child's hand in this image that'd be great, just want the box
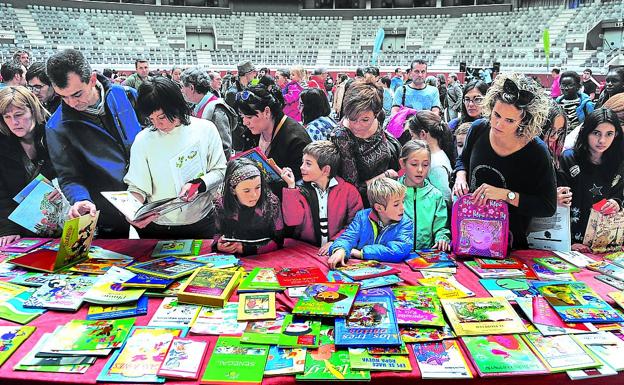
[434,240,450,252]
[318,241,333,256]
[557,186,572,207]
[328,249,347,269]
[350,249,363,259]
[600,199,620,215]
[217,238,243,254]
[280,167,296,189]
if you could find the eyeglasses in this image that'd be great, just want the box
[463,96,484,105]
[502,78,535,109]
[27,84,44,94]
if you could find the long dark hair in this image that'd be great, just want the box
[235,84,284,123]
[300,88,331,125]
[541,100,567,168]
[222,158,271,217]
[459,79,489,124]
[407,110,456,168]
[137,77,191,127]
[573,108,623,172]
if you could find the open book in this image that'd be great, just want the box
[101,191,190,221]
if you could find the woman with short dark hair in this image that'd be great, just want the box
[300,88,336,141]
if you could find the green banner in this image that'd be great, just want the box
[543,29,550,69]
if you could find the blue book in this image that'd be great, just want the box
[122,274,173,289]
[327,270,402,290]
[8,181,67,237]
[334,292,401,347]
[86,296,149,320]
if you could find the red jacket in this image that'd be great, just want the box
[282,177,363,246]
[308,75,328,95]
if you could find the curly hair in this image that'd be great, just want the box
[481,73,549,140]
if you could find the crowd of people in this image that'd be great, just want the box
[1,47,623,266]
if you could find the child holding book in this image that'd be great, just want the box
[280,141,363,255]
[213,158,284,255]
[399,140,450,251]
[327,177,413,269]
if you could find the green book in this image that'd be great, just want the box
[241,312,287,345]
[348,347,412,371]
[292,283,359,318]
[238,268,283,292]
[201,336,269,385]
[278,314,321,348]
[295,325,371,381]
[46,318,135,351]
[0,326,35,367]
[0,290,46,324]
[392,286,445,327]
[534,257,580,274]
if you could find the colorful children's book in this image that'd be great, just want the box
[441,297,527,336]
[553,250,596,268]
[275,267,327,287]
[327,270,402,289]
[348,347,411,371]
[231,146,282,183]
[567,356,618,380]
[122,274,173,289]
[13,174,50,203]
[264,346,307,376]
[334,292,401,347]
[83,266,145,304]
[609,291,624,309]
[367,342,409,355]
[295,325,371,381]
[278,314,321,348]
[237,292,276,321]
[14,333,92,374]
[582,200,624,253]
[200,336,269,385]
[101,191,191,222]
[604,250,624,267]
[460,334,547,376]
[292,283,359,318]
[127,256,205,280]
[405,250,456,270]
[572,332,624,371]
[151,239,195,257]
[68,257,133,275]
[0,325,35,366]
[97,326,188,383]
[9,272,64,287]
[530,262,576,281]
[515,297,596,336]
[531,280,624,323]
[185,253,240,269]
[534,256,581,273]
[157,338,208,380]
[413,340,474,379]
[463,260,526,279]
[45,318,135,351]
[0,289,46,324]
[522,333,601,372]
[596,275,624,290]
[336,260,400,280]
[10,212,99,273]
[177,267,241,307]
[392,286,445,327]
[237,267,283,292]
[475,257,523,269]
[400,325,455,343]
[0,280,28,301]
[479,278,539,301]
[190,303,247,335]
[148,297,201,327]
[418,276,473,299]
[587,260,624,281]
[86,296,148,320]
[241,312,287,345]
[23,275,99,311]
[8,180,68,237]
[0,238,50,253]
[145,277,188,298]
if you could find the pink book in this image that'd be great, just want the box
[532,296,592,332]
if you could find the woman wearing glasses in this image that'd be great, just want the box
[448,80,489,132]
[453,73,557,248]
[235,85,311,194]
[0,86,59,246]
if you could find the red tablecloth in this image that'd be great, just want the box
[0,239,620,385]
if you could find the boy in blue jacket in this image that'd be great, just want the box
[327,177,413,269]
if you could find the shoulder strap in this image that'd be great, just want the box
[401,85,407,106]
[196,94,219,118]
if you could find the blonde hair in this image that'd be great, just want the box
[0,86,49,136]
[455,122,471,137]
[290,65,306,82]
[367,177,406,208]
[481,73,549,140]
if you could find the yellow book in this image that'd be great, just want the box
[237,292,276,321]
[441,297,528,336]
[177,267,241,307]
[418,277,470,299]
[608,291,624,309]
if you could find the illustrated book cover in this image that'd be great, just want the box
[200,336,269,385]
[237,292,276,321]
[177,267,241,307]
[157,337,208,380]
[392,285,445,326]
[292,283,359,318]
[440,297,528,336]
[412,340,473,379]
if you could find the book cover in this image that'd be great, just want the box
[475,257,523,269]
[230,146,282,183]
[8,180,67,237]
[86,296,148,320]
[278,314,321,348]
[441,297,527,336]
[264,346,306,376]
[241,312,287,345]
[9,272,65,287]
[157,338,208,380]
[530,262,576,281]
[572,332,624,371]
[392,286,444,326]
[237,267,283,292]
[148,297,201,327]
[122,274,173,289]
[46,318,135,351]
[334,292,401,347]
[348,347,411,371]
[14,333,91,374]
[101,191,190,222]
[534,256,581,273]
[200,336,269,385]
[587,260,624,281]
[275,267,327,287]
[463,260,526,279]
[326,270,402,289]
[604,250,624,267]
[336,260,400,280]
[460,334,547,376]
[582,202,624,253]
[479,278,539,301]
[295,325,371,381]
[13,174,49,203]
[418,277,472,299]
[185,253,240,269]
[553,250,596,268]
[609,291,624,309]
[405,250,456,270]
[237,292,276,321]
[531,281,624,323]
[145,277,188,298]
[97,326,188,383]
[522,333,601,372]
[68,258,133,275]
[527,205,571,252]
[515,297,595,336]
[151,239,194,257]
[0,290,46,324]
[190,303,247,335]
[0,325,35,366]
[177,267,241,307]
[413,340,474,379]
[0,280,27,301]
[292,283,359,318]
[0,238,50,253]
[84,266,145,305]
[23,275,99,311]
[596,275,624,290]
[400,325,455,343]
[367,342,409,355]
[127,256,205,280]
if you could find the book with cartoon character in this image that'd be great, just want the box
[148,297,201,327]
[264,346,306,376]
[200,336,269,385]
[534,256,580,274]
[336,260,399,280]
[334,292,401,347]
[177,267,241,307]
[241,312,288,345]
[0,325,35,367]
[10,212,99,273]
[237,268,283,293]
[348,347,412,371]
[413,340,473,378]
[127,256,205,280]
[101,191,191,223]
[440,297,527,336]
[391,286,445,327]
[237,292,276,321]
[292,283,359,318]
[278,315,321,348]
[43,318,135,351]
[23,275,99,311]
[97,326,188,383]
[190,303,247,336]
[275,267,326,287]
[157,338,208,380]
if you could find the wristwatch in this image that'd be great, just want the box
[507,190,516,202]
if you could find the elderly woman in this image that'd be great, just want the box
[0,86,57,246]
[453,73,557,249]
[330,79,401,205]
[449,79,489,131]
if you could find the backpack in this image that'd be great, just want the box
[451,194,509,259]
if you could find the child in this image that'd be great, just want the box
[399,140,451,251]
[281,141,363,255]
[455,122,471,157]
[556,71,594,130]
[327,177,414,269]
[213,158,284,255]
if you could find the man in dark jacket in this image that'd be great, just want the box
[46,49,142,237]
[26,62,61,113]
